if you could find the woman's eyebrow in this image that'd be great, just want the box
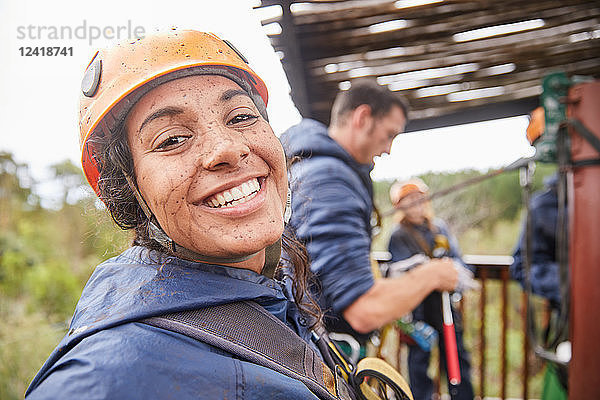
[220,89,250,102]
[139,106,185,132]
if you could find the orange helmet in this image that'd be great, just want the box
[79,30,268,196]
[526,107,545,145]
[390,178,429,206]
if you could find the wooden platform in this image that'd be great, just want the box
[255,0,600,131]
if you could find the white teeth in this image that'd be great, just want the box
[231,187,243,200]
[204,178,261,208]
[241,182,251,196]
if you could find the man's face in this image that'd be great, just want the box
[361,105,407,163]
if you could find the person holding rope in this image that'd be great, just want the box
[386,178,477,400]
[281,81,460,351]
[27,30,411,400]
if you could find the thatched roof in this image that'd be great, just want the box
[255,0,600,131]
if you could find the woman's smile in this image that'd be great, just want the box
[203,177,262,208]
[197,176,269,217]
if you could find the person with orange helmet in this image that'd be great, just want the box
[387,178,476,400]
[25,30,346,399]
[526,106,545,146]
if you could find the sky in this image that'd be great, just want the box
[0,0,535,201]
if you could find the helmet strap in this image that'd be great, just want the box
[257,187,291,279]
[262,239,281,279]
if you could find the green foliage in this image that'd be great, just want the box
[458,218,523,255]
[0,153,130,400]
[0,301,67,400]
[24,260,82,317]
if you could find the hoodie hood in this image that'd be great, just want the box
[69,247,289,331]
[280,119,374,177]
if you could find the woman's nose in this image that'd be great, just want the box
[202,130,250,170]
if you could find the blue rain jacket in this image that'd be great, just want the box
[281,119,375,338]
[25,246,321,399]
[510,174,562,306]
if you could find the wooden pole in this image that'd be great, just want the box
[522,291,529,400]
[500,269,508,399]
[568,80,600,399]
[479,269,487,399]
[278,0,311,118]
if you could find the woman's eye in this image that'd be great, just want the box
[154,135,190,151]
[228,113,258,126]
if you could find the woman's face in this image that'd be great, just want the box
[398,191,427,225]
[125,75,287,265]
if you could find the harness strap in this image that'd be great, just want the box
[141,301,354,400]
[566,118,600,155]
[400,219,440,258]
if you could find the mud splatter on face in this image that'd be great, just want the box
[125,75,287,267]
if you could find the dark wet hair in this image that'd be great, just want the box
[89,124,323,327]
[330,80,409,127]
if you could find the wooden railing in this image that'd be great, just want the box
[462,254,531,400]
[374,254,545,400]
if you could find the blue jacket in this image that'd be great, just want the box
[26,246,321,399]
[281,119,375,338]
[510,175,562,306]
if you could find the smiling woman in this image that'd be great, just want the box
[23,30,342,400]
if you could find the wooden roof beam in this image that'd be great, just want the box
[277,0,312,117]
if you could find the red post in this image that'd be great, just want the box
[567,80,600,399]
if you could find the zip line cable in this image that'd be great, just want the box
[380,156,534,219]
